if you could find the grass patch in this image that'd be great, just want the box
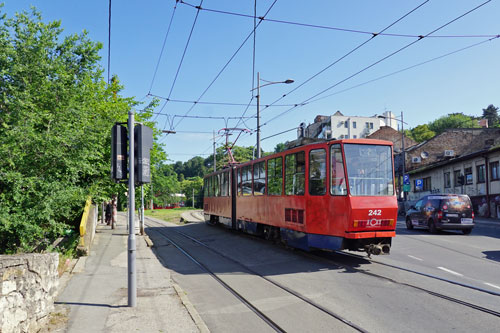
[144,207,197,224]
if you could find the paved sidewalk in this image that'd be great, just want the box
[55,212,202,333]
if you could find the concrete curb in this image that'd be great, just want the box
[144,235,154,247]
[172,283,210,333]
[70,256,87,274]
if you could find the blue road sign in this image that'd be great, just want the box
[403,174,410,185]
[415,178,423,190]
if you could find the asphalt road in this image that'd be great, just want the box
[146,214,500,333]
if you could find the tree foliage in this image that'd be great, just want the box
[407,125,435,143]
[427,113,479,135]
[0,8,155,253]
[482,104,499,127]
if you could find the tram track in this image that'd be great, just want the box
[145,217,367,333]
[149,215,500,320]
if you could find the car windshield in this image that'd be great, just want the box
[344,144,394,196]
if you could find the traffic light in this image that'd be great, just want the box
[111,124,127,181]
[134,124,153,184]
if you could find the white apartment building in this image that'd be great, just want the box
[306,111,398,140]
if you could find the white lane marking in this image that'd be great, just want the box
[484,282,500,290]
[437,267,463,277]
[407,255,423,261]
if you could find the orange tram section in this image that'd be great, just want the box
[203,139,397,256]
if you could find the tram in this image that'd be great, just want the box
[203,139,397,255]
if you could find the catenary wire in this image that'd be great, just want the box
[307,35,500,105]
[179,0,499,39]
[168,0,279,132]
[261,0,493,127]
[159,0,204,130]
[148,1,178,94]
[148,93,299,107]
[251,0,430,120]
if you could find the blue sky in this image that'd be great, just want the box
[4,1,500,162]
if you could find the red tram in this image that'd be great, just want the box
[203,139,397,255]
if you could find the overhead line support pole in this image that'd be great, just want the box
[128,110,136,307]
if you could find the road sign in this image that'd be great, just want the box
[415,179,423,191]
[403,184,411,192]
[403,174,410,185]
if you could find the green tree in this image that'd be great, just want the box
[274,143,286,153]
[482,104,499,127]
[151,163,180,207]
[428,113,479,135]
[180,177,203,208]
[408,125,435,143]
[0,8,156,253]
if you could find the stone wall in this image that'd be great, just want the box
[0,253,59,333]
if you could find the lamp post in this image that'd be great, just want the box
[252,72,294,158]
[378,112,408,202]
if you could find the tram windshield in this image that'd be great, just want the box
[343,144,394,196]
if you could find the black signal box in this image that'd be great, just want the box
[134,124,153,184]
[111,124,128,181]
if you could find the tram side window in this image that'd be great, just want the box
[220,172,227,196]
[331,144,347,195]
[214,174,220,197]
[267,157,283,195]
[242,166,252,196]
[285,151,305,195]
[237,169,242,196]
[309,149,326,195]
[253,161,266,195]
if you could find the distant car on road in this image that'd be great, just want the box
[405,194,474,234]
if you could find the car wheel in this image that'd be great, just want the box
[428,219,437,234]
[406,217,413,230]
[462,228,472,235]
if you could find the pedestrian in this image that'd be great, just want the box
[111,195,117,229]
[105,202,112,225]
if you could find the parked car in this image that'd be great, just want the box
[405,194,474,234]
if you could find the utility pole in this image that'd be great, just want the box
[401,111,406,203]
[140,185,144,235]
[127,110,136,307]
[256,72,261,159]
[192,188,195,208]
[213,130,216,172]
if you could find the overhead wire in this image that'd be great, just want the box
[261,0,493,128]
[168,0,279,132]
[179,0,498,39]
[148,1,179,94]
[158,0,204,130]
[307,35,500,105]
[147,93,298,107]
[254,0,430,119]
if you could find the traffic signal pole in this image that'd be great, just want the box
[128,110,137,307]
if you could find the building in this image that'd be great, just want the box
[304,111,398,140]
[404,128,500,217]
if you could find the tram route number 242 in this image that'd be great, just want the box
[368,209,382,216]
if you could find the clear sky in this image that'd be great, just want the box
[3,1,500,162]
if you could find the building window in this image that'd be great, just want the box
[365,122,369,129]
[309,149,326,195]
[477,164,485,183]
[370,122,374,129]
[285,151,305,195]
[465,167,473,185]
[444,172,451,188]
[491,161,499,181]
[253,162,266,195]
[454,170,462,187]
[344,121,348,128]
[353,121,356,129]
[423,177,431,191]
[267,157,283,195]
[353,135,357,139]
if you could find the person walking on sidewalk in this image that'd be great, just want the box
[105,202,112,226]
[111,195,117,229]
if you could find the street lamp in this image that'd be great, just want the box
[252,72,294,158]
[378,112,408,203]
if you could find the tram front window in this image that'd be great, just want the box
[344,144,394,196]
